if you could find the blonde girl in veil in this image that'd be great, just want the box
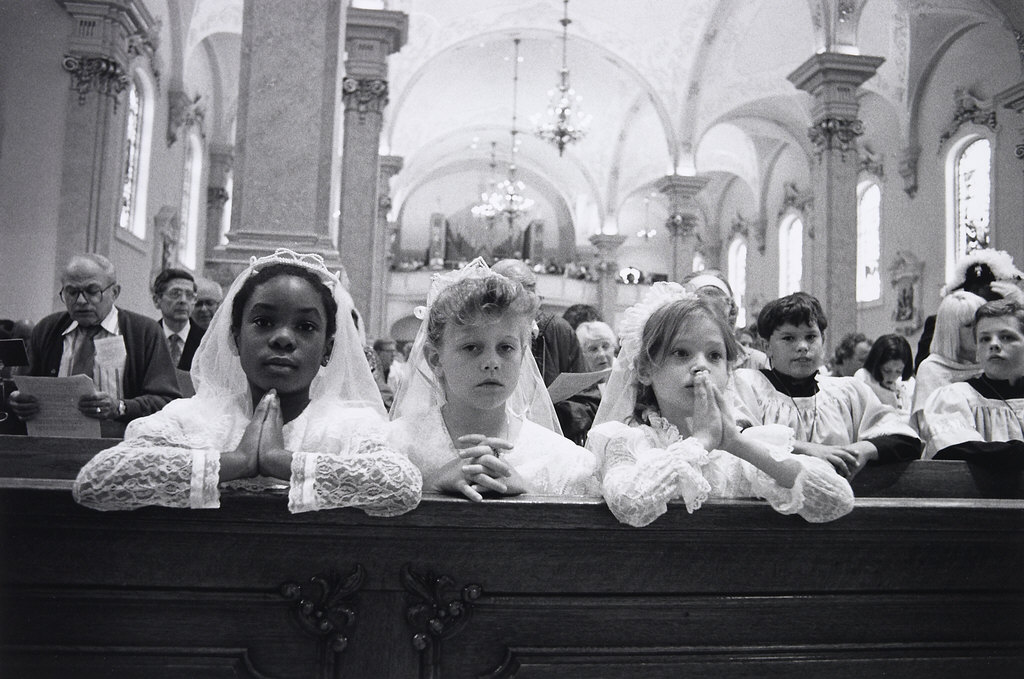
[74,249,422,515]
[388,258,599,501]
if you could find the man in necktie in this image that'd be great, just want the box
[152,268,205,371]
[9,254,181,435]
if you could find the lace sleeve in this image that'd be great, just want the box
[592,423,712,527]
[288,434,423,516]
[724,451,854,523]
[73,440,221,511]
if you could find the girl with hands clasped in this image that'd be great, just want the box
[586,284,854,527]
[388,258,599,502]
[74,249,422,515]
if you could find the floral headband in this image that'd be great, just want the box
[413,257,500,320]
[616,282,697,371]
[248,248,342,289]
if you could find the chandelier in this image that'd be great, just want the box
[499,38,534,229]
[534,0,590,156]
[472,141,502,222]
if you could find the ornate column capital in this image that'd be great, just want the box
[899,145,920,197]
[342,77,389,118]
[57,0,161,99]
[808,116,864,159]
[61,54,129,105]
[788,52,883,160]
[665,213,699,239]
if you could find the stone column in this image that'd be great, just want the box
[370,154,403,338]
[657,174,709,281]
[338,7,408,326]
[53,0,157,273]
[788,53,883,342]
[204,143,233,274]
[589,234,627,322]
[210,0,346,283]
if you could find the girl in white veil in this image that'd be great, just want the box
[587,282,853,527]
[75,249,422,515]
[388,258,599,501]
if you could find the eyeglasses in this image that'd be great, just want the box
[60,282,116,303]
[162,288,198,301]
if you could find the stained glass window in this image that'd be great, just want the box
[779,216,802,296]
[954,138,991,260]
[118,83,142,234]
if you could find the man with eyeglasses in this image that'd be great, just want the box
[9,254,181,437]
[152,268,204,371]
[190,277,224,331]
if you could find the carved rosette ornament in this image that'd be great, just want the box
[401,562,482,677]
[279,565,365,678]
[808,116,864,159]
[61,54,129,106]
[342,77,389,121]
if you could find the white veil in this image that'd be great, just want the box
[389,257,560,433]
[593,282,698,427]
[190,248,385,416]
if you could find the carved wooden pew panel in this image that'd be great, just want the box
[1,435,1023,678]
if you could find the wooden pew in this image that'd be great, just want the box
[1,435,1023,678]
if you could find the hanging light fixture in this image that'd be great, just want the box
[472,141,502,222]
[497,38,534,230]
[636,194,657,239]
[534,0,590,156]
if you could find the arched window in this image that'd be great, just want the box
[778,215,802,296]
[178,130,203,269]
[728,237,747,328]
[117,70,155,238]
[951,137,991,264]
[856,182,881,302]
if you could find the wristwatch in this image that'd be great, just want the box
[115,400,126,418]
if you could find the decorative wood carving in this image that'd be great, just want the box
[401,562,482,679]
[279,565,365,679]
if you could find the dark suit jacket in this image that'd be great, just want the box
[26,308,182,435]
[159,319,205,371]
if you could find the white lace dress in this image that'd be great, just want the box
[588,416,854,527]
[732,369,918,444]
[917,381,1024,458]
[73,395,423,515]
[388,408,600,497]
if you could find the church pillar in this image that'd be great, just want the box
[370,154,403,338]
[788,53,883,341]
[53,0,157,273]
[338,7,408,326]
[657,174,709,282]
[589,234,627,322]
[210,0,345,282]
[204,143,233,278]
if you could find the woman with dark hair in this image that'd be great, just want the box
[855,334,915,414]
